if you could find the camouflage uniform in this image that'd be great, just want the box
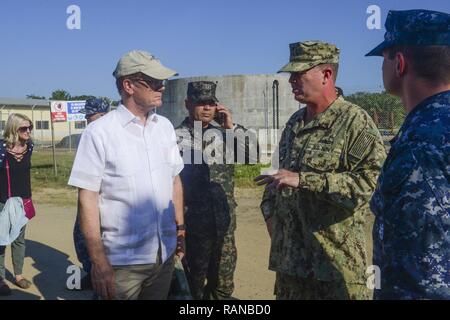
[262,41,387,300]
[367,10,450,299]
[175,81,256,300]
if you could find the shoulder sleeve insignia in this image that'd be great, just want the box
[349,131,376,160]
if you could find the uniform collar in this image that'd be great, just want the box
[404,89,450,125]
[293,96,345,133]
[394,89,450,144]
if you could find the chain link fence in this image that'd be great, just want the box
[346,91,406,147]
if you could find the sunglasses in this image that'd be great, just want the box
[18,125,33,133]
[130,77,166,90]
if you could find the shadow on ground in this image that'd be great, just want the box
[1,240,92,300]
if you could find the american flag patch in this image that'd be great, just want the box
[349,132,376,159]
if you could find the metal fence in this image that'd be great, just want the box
[346,92,405,144]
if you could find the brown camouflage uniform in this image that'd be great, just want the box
[262,41,387,300]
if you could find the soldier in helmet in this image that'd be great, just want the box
[255,41,386,299]
[367,9,450,299]
[175,81,257,300]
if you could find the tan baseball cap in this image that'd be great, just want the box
[113,50,178,80]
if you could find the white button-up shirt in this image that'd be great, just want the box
[68,105,184,266]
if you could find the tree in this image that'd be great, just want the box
[346,91,405,129]
[110,100,120,107]
[51,90,71,101]
[49,91,116,107]
[26,94,46,100]
[70,95,96,101]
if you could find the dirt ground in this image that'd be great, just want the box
[0,187,275,300]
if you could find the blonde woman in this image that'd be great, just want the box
[0,113,34,296]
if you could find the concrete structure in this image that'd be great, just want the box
[0,98,87,145]
[159,74,301,130]
[1,74,301,149]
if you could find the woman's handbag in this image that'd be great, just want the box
[22,198,36,220]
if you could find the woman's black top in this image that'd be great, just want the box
[0,150,32,203]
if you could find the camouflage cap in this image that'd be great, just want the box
[113,50,178,80]
[80,97,110,119]
[187,81,219,104]
[366,9,450,57]
[278,40,340,73]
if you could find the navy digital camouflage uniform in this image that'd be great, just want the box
[370,91,450,299]
[367,9,450,299]
[73,97,110,275]
[262,41,387,300]
[175,81,257,300]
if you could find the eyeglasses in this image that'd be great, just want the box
[18,125,33,133]
[130,77,166,90]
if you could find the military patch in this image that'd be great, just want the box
[349,131,376,160]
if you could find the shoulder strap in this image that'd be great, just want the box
[0,140,5,169]
[27,140,34,157]
[5,159,12,198]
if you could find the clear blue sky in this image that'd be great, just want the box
[0,0,448,99]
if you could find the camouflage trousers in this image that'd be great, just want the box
[185,231,237,300]
[275,273,373,300]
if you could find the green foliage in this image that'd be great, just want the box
[235,164,269,188]
[26,94,46,100]
[346,91,406,128]
[30,151,265,193]
[48,91,114,104]
[50,89,71,101]
[31,150,76,191]
[70,95,96,101]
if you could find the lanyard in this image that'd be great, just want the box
[5,159,12,199]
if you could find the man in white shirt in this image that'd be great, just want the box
[68,50,185,300]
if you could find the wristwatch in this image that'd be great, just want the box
[176,224,186,231]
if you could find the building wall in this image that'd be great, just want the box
[0,106,86,144]
[159,74,301,130]
[1,74,302,147]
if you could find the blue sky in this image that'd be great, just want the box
[0,0,448,99]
